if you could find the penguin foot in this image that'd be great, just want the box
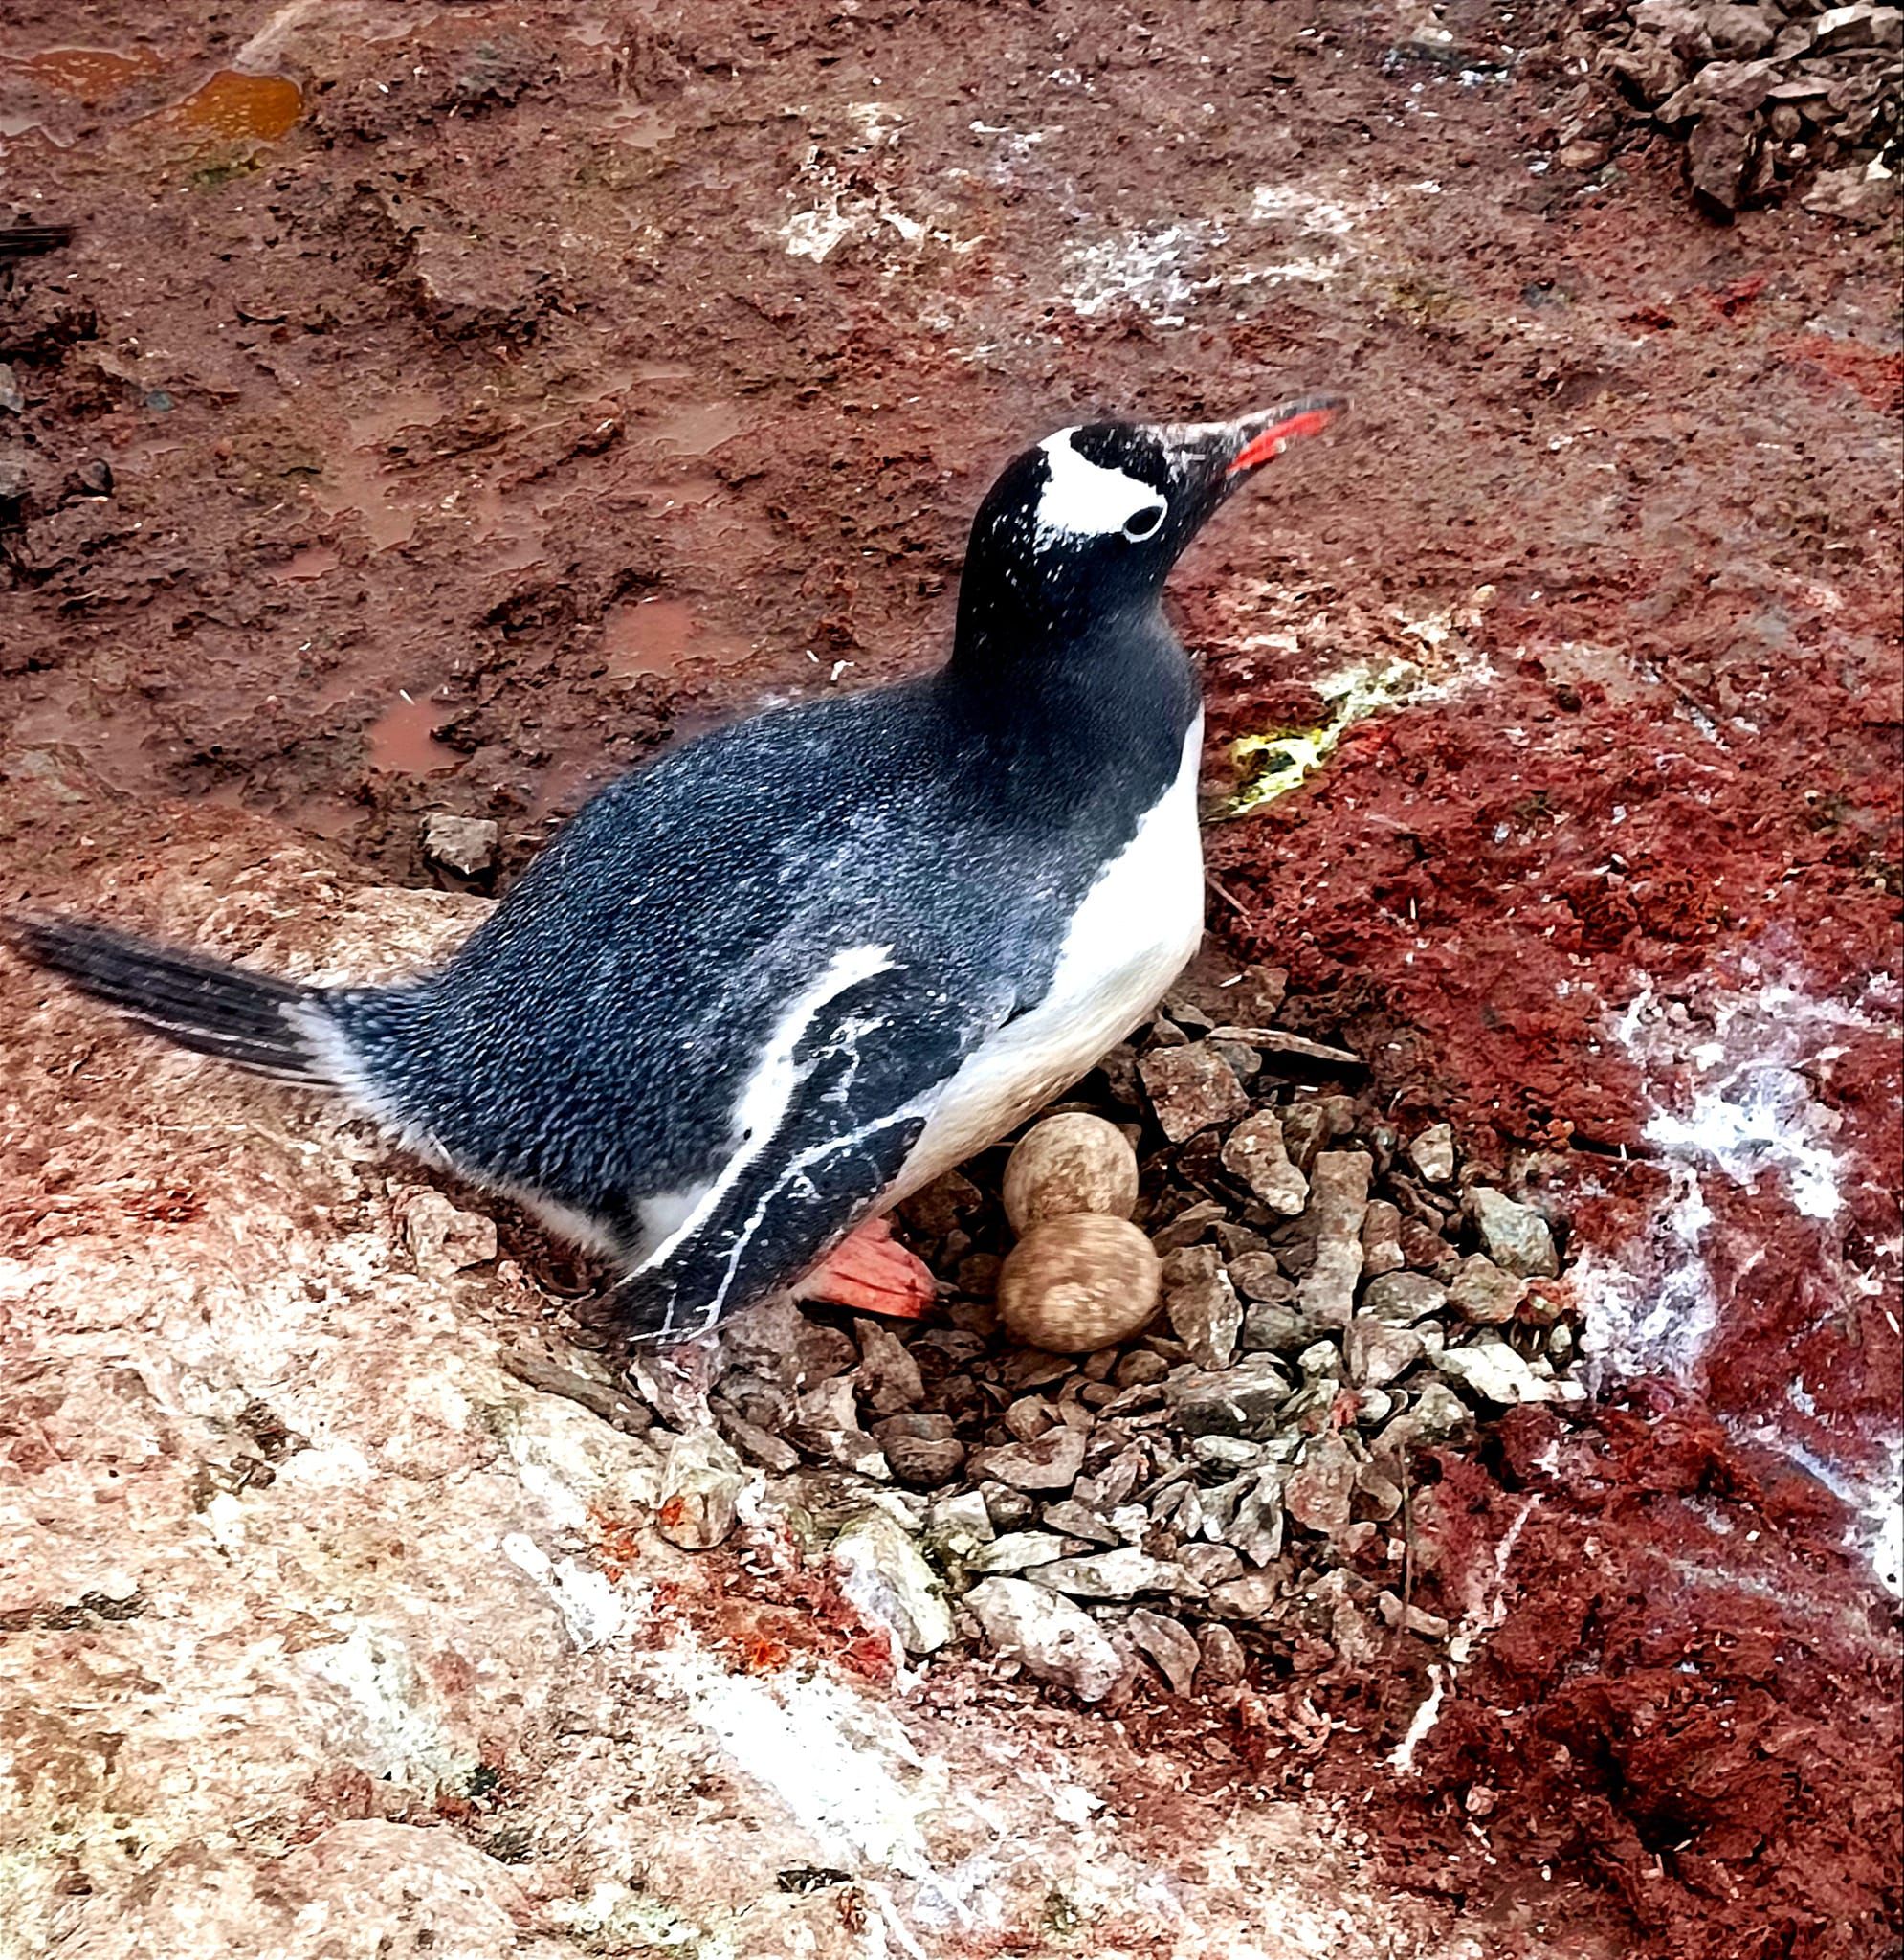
[794,1216,938,1319]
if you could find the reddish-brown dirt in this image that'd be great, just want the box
[3,2,1898,1955]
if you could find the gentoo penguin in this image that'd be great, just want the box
[11,396,1340,1345]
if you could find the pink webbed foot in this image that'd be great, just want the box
[793,1214,939,1319]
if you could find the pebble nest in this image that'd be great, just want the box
[570,957,1587,1707]
[1551,0,1901,216]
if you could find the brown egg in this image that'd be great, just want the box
[997,1214,1162,1354]
[1001,1112,1140,1236]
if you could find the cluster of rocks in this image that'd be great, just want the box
[1563,0,1901,215]
[607,966,1583,1707]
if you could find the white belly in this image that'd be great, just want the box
[892,715,1205,1202]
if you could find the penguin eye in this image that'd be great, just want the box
[1122,501,1166,542]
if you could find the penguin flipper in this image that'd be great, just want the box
[602,963,1004,1345]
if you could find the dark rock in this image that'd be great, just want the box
[852,1319,925,1415]
[1361,1271,1450,1325]
[1148,1197,1227,1252]
[1164,1357,1294,1439]
[1239,1299,1316,1354]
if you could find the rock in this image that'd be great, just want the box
[1378,1592,1451,1640]
[0,362,21,415]
[1295,1152,1372,1327]
[1449,1254,1525,1325]
[1210,1570,1283,1620]
[997,1214,1162,1354]
[1220,1110,1309,1215]
[1225,1468,1286,1566]
[872,1414,966,1488]
[967,1425,1088,1492]
[1467,1189,1560,1278]
[1344,1318,1427,1389]
[1150,1197,1227,1252]
[1283,1435,1357,1538]
[1361,1271,1450,1325]
[898,1167,985,1241]
[1165,1356,1294,1439]
[1361,1200,1405,1278]
[1632,0,1717,56]
[980,1481,1036,1529]
[1001,1112,1140,1233]
[792,1376,889,1479]
[1808,3,1903,53]
[971,1530,1077,1575]
[1688,103,1763,213]
[1039,1499,1120,1546]
[852,1318,924,1416]
[719,1295,854,1387]
[397,1189,498,1275]
[1556,137,1610,170]
[1166,1274,1243,1370]
[1406,1123,1456,1183]
[1239,1299,1316,1355]
[1356,1463,1404,1520]
[1022,1548,1202,1601]
[656,1429,747,1549]
[1191,1435,1265,1470]
[714,1407,801,1474]
[419,813,499,877]
[830,1510,954,1656]
[1406,1380,1474,1439]
[1278,1096,1352,1173]
[1160,1243,1224,1290]
[1197,1620,1250,1682]
[1180,1543,1248,1588]
[1138,1043,1250,1142]
[1296,1338,1343,1381]
[1114,1348,1170,1388]
[965,1578,1123,1702]
[1611,37,1691,106]
[1127,1609,1202,1695]
[1803,161,1902,221]
[1434,1339,1560,1407]
[1228,1251,1289,1302]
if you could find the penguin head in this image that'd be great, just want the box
[960,395,1342,635]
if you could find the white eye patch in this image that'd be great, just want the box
[1034,429,1166,547]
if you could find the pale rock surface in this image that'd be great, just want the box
[0,820,1515,1959]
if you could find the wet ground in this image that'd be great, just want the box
[2,1,1899,1953]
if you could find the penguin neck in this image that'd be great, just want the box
[939,588,1200,773]
[947,585,1191,706]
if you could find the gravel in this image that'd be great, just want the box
[631,984,1587,1706]
[1562,0,1901,215]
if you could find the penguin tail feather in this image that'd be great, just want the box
[6,914,340,1085]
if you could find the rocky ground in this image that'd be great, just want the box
[2,1,1900,1956]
